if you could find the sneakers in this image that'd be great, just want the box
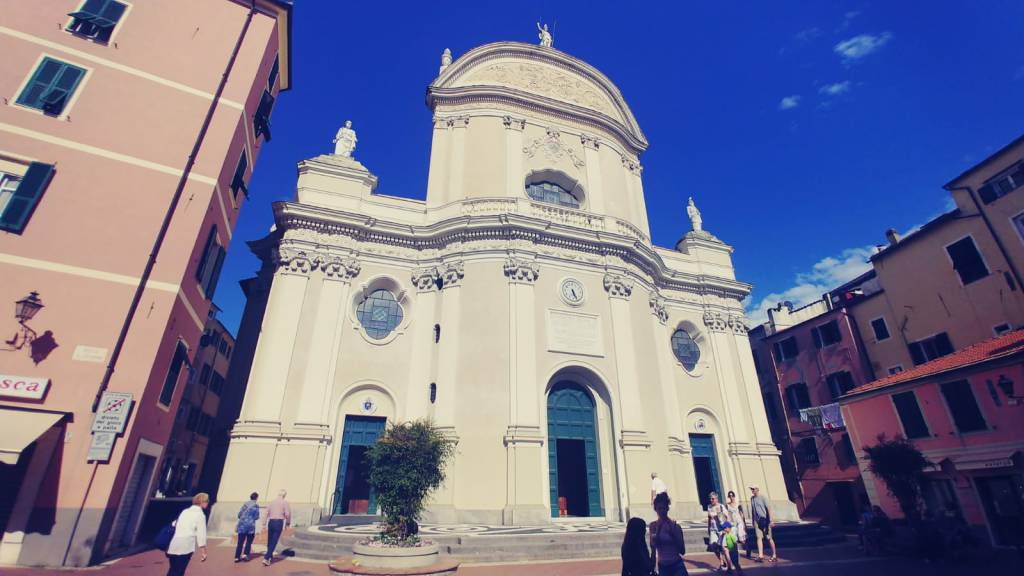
[233,558,240,563]
[263,558,271,566]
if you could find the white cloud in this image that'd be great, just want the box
[834,32,892,61]
[819,81,852,96]
[778,95,801,110]
[795,27,822,42]
[746,246,875,324]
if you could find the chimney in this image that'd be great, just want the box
[885,228,901,246]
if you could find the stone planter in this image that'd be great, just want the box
[352,541,440,569]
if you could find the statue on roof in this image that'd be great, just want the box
[334,120,357,157]
[439,48,452,74]
[687,197,703,232]
[537,22,553,47]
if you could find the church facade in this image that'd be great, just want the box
[212,38,794,531]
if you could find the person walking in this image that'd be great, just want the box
[721,521,741,573]
[234,492,260,562]
[651,472,668,504]
[650,492,688,576]
[748,485,776,563]
[724,491,747,558]
[706,492,728,570]
[263,489,291,566]
[621,516,653,576]
[166,492,209,576]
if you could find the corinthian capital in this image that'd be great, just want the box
[503,258,539,284]
[502,115,526,131]
[648,293,669,324]
[702,309,729,332]
[728,313,749,334]
[411,267,441,292]
[440,260,465,289]
[321,255,361,281]
[275,246,313,276]
[603,273,634,299]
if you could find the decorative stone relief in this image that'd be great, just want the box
[275,247,314,276]
[580,134,600,150]
[321,255,361,281]
[523,126,585,168]
[603,273,634,299]
[463,63,614,116]
[621,155,642,176]
[648,293,669,324]
[411,267,441,292]
[435,115,470,129]
[504,258,540,284]
[502,115,526,131]
[440,261,465,288]
[728,313,749,334]
[702,309,729,332]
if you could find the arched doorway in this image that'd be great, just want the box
[547,382,603,517]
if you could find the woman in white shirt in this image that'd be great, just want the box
[166,492,209,576]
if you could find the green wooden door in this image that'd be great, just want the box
[333,416,386,515]
[547,382,603,517]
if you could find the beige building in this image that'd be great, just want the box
[212,38,793,530]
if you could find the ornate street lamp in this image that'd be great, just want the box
[996,375,1022,400]
[5,291,44,351]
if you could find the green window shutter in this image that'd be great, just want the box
[0,162,55,233]
[268,56,280,92]
[205,246,227,299]
[69,0,108,21]
[159,342,187,406]
[254,90,275,141]
[231,151,248,199]
[17,58,85,115]
[195,227,217,284]
[93,0,126,29]
[17,59,64,109]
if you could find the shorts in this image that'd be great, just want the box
[755,522,773,542]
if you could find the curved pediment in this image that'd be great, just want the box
[429,42,647,152]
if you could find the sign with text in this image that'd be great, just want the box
[0,374,50,400]
[87,431,116,462]
[546,309,604,357]
[91,392,134,434]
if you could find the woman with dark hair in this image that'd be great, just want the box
[650,492,688,576]
[621,517,652,576]
[234,492,260,562]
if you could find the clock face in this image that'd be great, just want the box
[560,278,585,305]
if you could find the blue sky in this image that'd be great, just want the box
[214,1,1024,334]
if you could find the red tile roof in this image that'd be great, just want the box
[844,329,1024,397]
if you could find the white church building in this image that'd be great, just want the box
[212,34,794,531]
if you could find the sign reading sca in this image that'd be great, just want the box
[91,391,134,434]
[0,374,50,400]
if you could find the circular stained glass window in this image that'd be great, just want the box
[356,289,404,340]
[671,329,700,371]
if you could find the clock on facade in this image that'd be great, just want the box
[559,278,585,306]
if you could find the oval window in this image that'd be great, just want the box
[526,181,580,209]
[671,329,700,371]
[356,289,404,340]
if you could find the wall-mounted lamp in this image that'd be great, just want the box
[996,375,1023,400]
[5,291,44,350]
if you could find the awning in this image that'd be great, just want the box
[943,450,1020,472]
[0,409,63,465]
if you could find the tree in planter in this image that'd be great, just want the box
[862,434,932,520]
[365,419,456,543]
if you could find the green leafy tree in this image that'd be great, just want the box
[365,419,456,543]
[862,434,932,520]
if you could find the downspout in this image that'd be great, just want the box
[90,2,257,412]
[948,184,1024,294]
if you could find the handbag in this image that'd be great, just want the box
[154,521,175,551]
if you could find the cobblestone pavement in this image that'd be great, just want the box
[313,519,806,535]
[2,538,1016,575]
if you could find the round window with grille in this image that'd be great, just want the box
[671,329,701,371]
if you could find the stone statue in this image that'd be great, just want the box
[687,197,703,232]
[334,120,357,157]
[439,48,452,74]
[537,22,553,47]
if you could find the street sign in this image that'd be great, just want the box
[91,391,134,434]
[0,374,50,400]
[87,431,116,462]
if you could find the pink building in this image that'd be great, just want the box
[0,0,291,567]
[750,295,874,528]
[840,330,1024,547]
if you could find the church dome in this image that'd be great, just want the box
[428,41,647,153]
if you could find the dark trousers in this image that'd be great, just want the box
[729,547,741,570]
[166,552,191,576]
[235,531,255,559]
[265,519,284,561]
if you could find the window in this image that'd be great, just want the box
[433,324,441,344]
[940,380,987,433]
[218,339,228,356]
[908,333,954,365]
[826,371,856,400]
[797,437,820,466]
[772,336,799,362]
[356,289,404,339]
[267,56,279,93]
[159,341,188,406]
[785,383,811,411]
[812,320,842,348]
[198,364,211,386]
[888,365,904,376]
[67,0,127,42]
[870,317,891,342]
[764,395,778,422]
[671,329,701,371]
[429,383,437,404]
[525,181,580,208]
[210,371,224,395]
[230,150,248,199]
[224,345,232,359]
[945,236,989,285]
[195,227,226,299]
[17,58,86,116]
[254,89,275,141]
[186,405,199,431]
[978,161,1024,204]
[993,323,1012,336]
[1,162,54,233]
[839,433,857,467]
[892,391,930,439]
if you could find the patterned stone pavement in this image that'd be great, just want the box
[312,519,716,536]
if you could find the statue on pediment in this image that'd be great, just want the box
[687,197,703,232]
[537,22,553,47]
[334,120,357,157]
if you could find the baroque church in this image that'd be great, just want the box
[212,32,794,530]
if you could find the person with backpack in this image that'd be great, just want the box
[234,492,260,562]
[165,492,209,576]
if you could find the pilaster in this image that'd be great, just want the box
[580,133,605,213]
[429,260,465,518]
[504,116,526,198]
[404,266,442,421]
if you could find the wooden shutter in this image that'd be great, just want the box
[0,162,54,232]
[811,327,823,349]
[195,227,217,284]
[42,64,85,114]
[204,246,226,299]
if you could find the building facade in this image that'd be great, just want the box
[213,38,794,533]
[0,0,290,567]
[749,299,871,528]
[840,330,1024,547]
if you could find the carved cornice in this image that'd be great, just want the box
[621,155,642,176]
[440,260,465,288]
[728,313,749,334]
[320,255,361,281]
[275,246,314,276]
[434,114,470,129]
[411,266,441,292]
[580,134,600,150]
[504,257,540,284]
[502,115,526,131]
[649,293,669,324]
[703,309,729,332]
[603,272,633,299]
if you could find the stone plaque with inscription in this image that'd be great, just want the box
[547,309,603,357]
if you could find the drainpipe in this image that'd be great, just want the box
[948,184,1024,294]
[90,2,257,412]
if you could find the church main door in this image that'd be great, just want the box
[332,415,386,515]
[547,382,603,518]
[690,433,722,509]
